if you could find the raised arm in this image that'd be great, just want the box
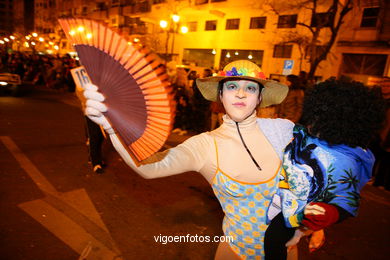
[83,83,210,179]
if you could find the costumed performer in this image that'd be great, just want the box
[264,79,387,259]
[83,60,293,259]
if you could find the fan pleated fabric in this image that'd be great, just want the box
[59,18,175,162]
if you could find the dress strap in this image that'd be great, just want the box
[213,137,220,169]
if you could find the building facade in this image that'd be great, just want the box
[0,0,14,35]
[7,0,390,83]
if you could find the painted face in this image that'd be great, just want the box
[220,80,261,122]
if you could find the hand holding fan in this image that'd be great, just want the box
[59,18,175,162]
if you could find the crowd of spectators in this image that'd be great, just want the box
[0,50,78,92]
[168,64,312,135]
[1,50,387,189]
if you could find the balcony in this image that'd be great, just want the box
[131,1,151,14]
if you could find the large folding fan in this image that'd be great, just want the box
[59,18,175,163]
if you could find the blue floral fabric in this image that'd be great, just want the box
[277,125,375,227]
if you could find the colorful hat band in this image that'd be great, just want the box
[218,66,266,79]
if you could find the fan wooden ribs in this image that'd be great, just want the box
[59,18,175,162]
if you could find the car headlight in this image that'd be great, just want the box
[0,81,8,86]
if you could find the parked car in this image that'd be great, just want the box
[0,73,24,96]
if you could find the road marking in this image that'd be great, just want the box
[1,136,123,259]
[1,136,57,194]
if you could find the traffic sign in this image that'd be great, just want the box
[282,60,294,75]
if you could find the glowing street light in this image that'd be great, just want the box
[25,36,31,40]
[180,26,188,34]
[160,20,168,29]
[32,32,38,37]
[39,37,44,42]
[172,14,180,23]
[4,38,9,42]
[10,36,15,40]
[0,40,4,44]
[54,45,59,50]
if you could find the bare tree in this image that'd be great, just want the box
[267,0,354,79]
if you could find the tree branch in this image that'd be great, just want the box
[297,22,315,34]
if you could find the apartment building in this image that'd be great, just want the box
[335,0,390,84]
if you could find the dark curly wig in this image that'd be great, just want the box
[300,79,387,148]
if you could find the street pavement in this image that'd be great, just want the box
[0,88,389,260]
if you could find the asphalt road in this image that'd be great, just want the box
[1,88,389,260]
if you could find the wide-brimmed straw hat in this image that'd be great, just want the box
[196,60,288,108]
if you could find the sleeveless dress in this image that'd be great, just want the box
[211,138,281,259]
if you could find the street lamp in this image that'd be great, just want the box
[160,20,168,29]
[171,14,180,23]
[159,14,188,61]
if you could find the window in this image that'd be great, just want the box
[195,0,226,5]
[188,22,197,32]
[133,1,151,13]
[341,53,386,76]
[360,7,380,27]
[311,12,332,27]
[96,3,107,11]
[250,17,266,29]
[220,49,264,68]
[183,49,215,68]
[205,20,217,31]
[195,0,208,4]
[306,45,327,60]
[277,15,297,28]
[226,19,240,30]
[273,45,293,58]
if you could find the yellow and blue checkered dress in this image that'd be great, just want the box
[211,139,280,259]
